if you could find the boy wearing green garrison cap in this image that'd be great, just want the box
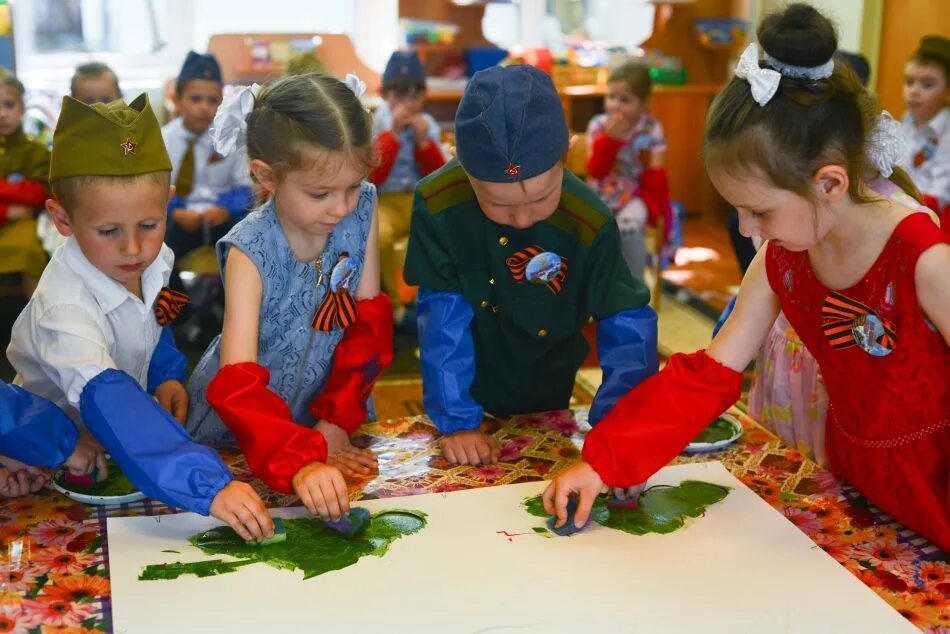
[6,94,276,542]
[404,65,659,469]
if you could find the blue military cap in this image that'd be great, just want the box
[382,51,426,85]
[177,51,222,89]
[455,64,568,183]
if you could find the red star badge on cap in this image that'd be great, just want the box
[120,137,137,156]
[505,163,521,178]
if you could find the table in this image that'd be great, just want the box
[1,408,946,632]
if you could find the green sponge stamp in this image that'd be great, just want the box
[247,517,286,546]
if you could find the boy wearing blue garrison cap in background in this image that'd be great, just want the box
[163,51,253,275]
[404,64,659,467]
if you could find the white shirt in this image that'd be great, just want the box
[899,107,950,207]
[7,238,174,425]
[161,117,253,212]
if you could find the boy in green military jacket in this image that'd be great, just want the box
[405,64,659,466]
[0,74,51,299]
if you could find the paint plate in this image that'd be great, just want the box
[683,414,743,454]
[51,458,147,506]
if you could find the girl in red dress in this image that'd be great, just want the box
[545,4,950,550]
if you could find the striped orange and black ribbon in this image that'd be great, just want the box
[154,287,189,326]
[821,291,897,352]
[505,245,568,295]
[311,255,358,331]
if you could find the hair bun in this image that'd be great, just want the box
[758,3,837,68]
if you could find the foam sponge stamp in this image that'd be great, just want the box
[547,498,590,536]
[607,493,640,509]
[323,507,371,538]
[64,468,98,486]
[247,518,286,546]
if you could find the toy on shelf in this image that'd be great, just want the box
[400,18,459,47]
[692,18,749,49]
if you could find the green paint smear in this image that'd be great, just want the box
[523,480,729,536]
[691,418,738,444]
[139,510,427,582]
[54,458,138,497]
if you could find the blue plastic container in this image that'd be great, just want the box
[463,47,509,76]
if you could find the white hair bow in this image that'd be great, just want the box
[735,43,781,107]
[866,111,906,178]
[209,83,261,157]
[344,73,366,99]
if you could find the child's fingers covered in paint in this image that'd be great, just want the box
[209,481,274,542]
[292,461,350,521]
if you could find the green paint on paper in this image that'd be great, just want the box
[523,480,729,537]
[139,559,255,580]
[140,510,426,582]
[692,417,738,444]
[532,527,548,534]
[54,458,138,497]
[160,550,180,554]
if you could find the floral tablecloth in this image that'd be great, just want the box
[1,408,946,633]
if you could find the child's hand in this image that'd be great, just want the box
[542,460,605,530]
[203,206,231,228]
[440,430,501,465]
[410,114,430,145]
[391,103,413,132]
[171,208,202,232]
[603,112,632,140]
[327,447,378,479]
[208,481,274,542]
[0,455,48,497]
[71,433,108,482]
[292,461,350,521]
[6,204,33,221]
[155,380,189,423]
[315,420,378,477]
[64,435,108,479]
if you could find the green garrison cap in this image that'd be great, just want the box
[50,93,172,181]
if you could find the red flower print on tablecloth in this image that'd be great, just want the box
[526,411,578,434]
[42,574,110,602]
[919,561,949,589]
[29,520,94,549]
[918,590,949,613]
[30,549,95,576]
[0,564,41,593]
[853,540,917,574]
[810,471,844,498]
[890,594,931,627]
[471,466,506,481]
[40,625,103,634]
[781,507,822,535]
[809,533,854,563]
[0,601,39,634]
[21,598,94,629]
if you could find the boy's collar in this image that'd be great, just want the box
[63,238,170,313]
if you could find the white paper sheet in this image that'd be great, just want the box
[107,461,915,633]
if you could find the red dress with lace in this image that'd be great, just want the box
[766,213,950,549]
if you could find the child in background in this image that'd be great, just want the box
[70,62,122,104]
[585,61,670,280]
[163,52,254,275]
[545,4,950,550]
[6,94,273,541]
[368,51,445,328]
[186,73,391,521]
[404,65,658,466]
[38,62,124,258]
[0,74,50,299]
[899,35,950,224]
[0,382,104,497]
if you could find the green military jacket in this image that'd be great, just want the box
[0,128,50,183]
[405,160,650,417]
